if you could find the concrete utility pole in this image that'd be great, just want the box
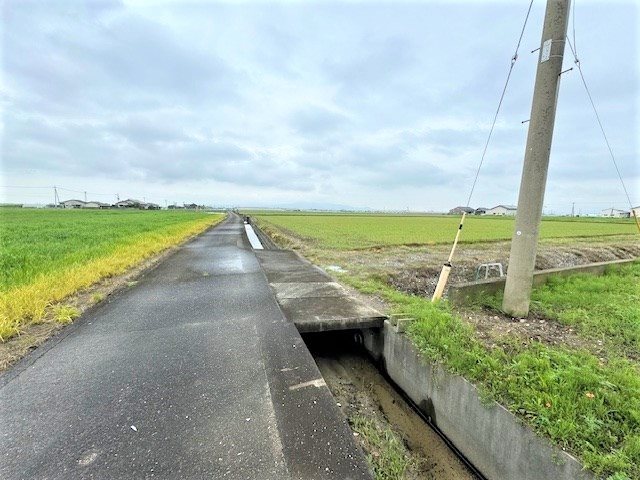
[503,0,570,317]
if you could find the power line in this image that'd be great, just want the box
[566,38,635,211]
[572,0,577,59]
[2,185,113,197]
[465,0,535,208]
[432,0,535,302]
[2,185,122,204]
[0,193,53,198]
[56,186,113,197]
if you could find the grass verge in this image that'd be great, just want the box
[530,263,640,360]
[342,273,640,480]
[480,262,640,361]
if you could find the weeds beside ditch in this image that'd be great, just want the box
[343,273,640,480]
[351,415,412,480]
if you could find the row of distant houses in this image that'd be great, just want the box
[601,207,640,218]
[449,205,640,217]
[60,199,161,210]
[449,205,517,216]
[168,203,202,210]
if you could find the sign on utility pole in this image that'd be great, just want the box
[502,0,570,317]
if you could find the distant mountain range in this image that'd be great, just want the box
[245,201,372,212]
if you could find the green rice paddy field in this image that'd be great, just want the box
[254,211,640,479]
[0,208,222,340]
[255,214,637,249]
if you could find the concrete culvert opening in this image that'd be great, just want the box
[301,330,482,480]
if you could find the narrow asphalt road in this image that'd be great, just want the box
[1,214,370,480]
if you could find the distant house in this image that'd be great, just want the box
[83,201,111,209]
[140,202,161,210]
[601,208,630,218]
[448,206,474,215]
[474,207,488,215]
[115,199,142,209]
[184,203,199,210]
[487,205,517,216]
[631,206,640,218]
[61,199,86,209]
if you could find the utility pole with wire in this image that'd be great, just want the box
[503,0,571,317]
[430,0,535,302]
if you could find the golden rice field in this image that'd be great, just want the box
[0,208,223,341]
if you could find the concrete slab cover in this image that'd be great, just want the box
[280,297,386,332]
[252,231,386,333]
[265,269,332,283]
[280,297,384,320]
[272,282,347,300]
[255,250,315,272]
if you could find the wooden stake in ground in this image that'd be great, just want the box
[432,212,466,302]
[633,210,640,235]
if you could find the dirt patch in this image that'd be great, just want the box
[381,242,638,361]
[0,239,189,371]
[456,307,609,359]
[387,241,640,299]
[313,346,476,480]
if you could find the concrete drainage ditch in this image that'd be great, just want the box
[302,326,595,480]
[362,323,593,480]
[302,330,481,480]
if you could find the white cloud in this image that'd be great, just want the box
[1,0,638,212]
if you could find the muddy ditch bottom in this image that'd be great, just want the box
[302,330,480,480]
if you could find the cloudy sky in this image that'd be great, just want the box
[1,0,638,213]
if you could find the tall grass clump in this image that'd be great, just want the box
[351,415,412,479]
